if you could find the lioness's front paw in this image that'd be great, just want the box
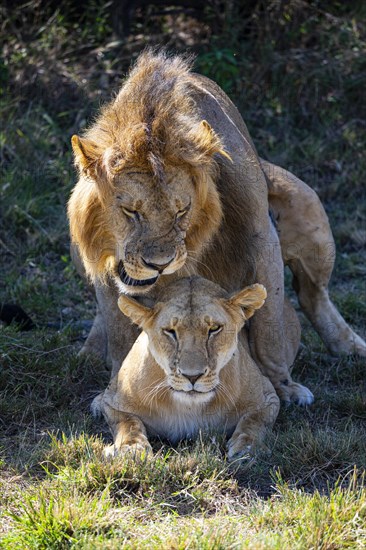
[103,442,152,459]
[227,435,254,462]
[277,381,314,406]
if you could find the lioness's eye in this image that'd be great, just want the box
[163,328,177,341]
[122,207,139,220]
[209,324,222,336]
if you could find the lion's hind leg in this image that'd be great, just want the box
[263,160,366,357]
[290,259,366,357]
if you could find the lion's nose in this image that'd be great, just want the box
[182,373,203,385]
[141,255,175,273]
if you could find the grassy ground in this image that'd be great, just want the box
[1,2,365,547]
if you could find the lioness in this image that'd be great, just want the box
[68,51,366,405]
[95,277,280,460]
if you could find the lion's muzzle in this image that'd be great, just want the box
[141,253,176,273]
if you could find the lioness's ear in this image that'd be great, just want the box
[198,120,232,161]
[228,284,267,319]
[118,295,153,328]
[71,135,101,175]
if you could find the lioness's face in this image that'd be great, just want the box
[118,276,265,401]
[119,278,267,405]
[147,291,239,403]
[108,167,196,295]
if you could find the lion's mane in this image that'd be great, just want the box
[68,51,228,281]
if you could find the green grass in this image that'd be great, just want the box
[1,1,365,547]
[1,445,365,548]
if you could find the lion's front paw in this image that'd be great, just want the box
[103,441,152,459]
[277,381,314,406]
[90,393,104,418]
[227,434,254,462]
[328,330,366,358]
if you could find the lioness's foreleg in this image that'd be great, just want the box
[101,400,152,457]
[227,380,280,461]
[263,160,366,357]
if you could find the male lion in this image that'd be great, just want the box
[68,51,366,404]
[94,277,280,461]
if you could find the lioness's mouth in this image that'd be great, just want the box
[118,261,159,287]
[172,388,215,395]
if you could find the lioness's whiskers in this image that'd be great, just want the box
[218,383,238,414]
[141,381,166,407]
[153,384,169,411]
[141,380,162,402]
[141,379,162,395]
[143,382,165,403]
[142,381,169,414]
[150,385,171,415]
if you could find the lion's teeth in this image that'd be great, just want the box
[118,260,158,287]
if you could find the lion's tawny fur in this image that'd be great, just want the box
[68,49,366,411]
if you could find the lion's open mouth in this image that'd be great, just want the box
[118,261,159,287]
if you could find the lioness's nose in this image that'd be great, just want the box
[142,255,175,272]
[182,373,203,385]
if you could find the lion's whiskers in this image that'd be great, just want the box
[186,253,215,279]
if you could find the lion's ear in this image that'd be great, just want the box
[118,295,153,328]
[71,135,101,175]
[228,284,267,319]
[198,120,232,161]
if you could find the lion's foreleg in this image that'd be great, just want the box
[70,243,109,362]
[102,401,152,457]
[263,159,366,357]
[96,283,141,378]
[249,221,314,405]
[79,303,108,362]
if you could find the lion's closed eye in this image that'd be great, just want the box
[163,328,177,341]
[176,209,187,219]
[122,206,139,220]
